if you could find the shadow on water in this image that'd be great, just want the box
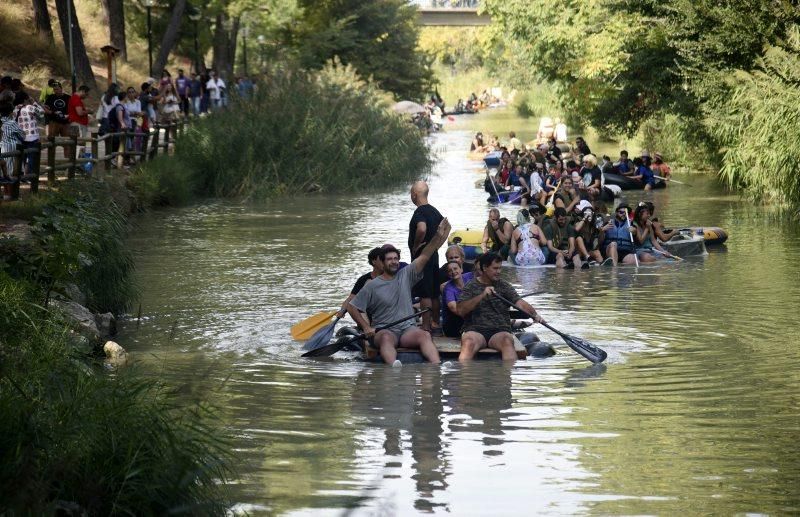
[119,109,800,515]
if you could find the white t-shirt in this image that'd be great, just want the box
[123,99,141,116]
[205,78,226,100]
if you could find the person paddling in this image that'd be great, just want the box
[348,218,452,365]
[457,252,545,362]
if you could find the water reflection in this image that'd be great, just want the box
[120,109,800,515]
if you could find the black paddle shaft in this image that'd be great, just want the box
[492,292,607,364]
[301,309,430,358]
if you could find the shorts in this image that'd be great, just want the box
[465,328,511,345]
[368,324,418,348]
[618,248,636,261]
[412,251,440,299]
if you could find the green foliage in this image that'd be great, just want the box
[709,30,800,207]
[289,0,434,100]
[0,271,233,515]
[134,62,432,203]
[418,27,489,72]
[0,182,137,313]
[482,0,800,207]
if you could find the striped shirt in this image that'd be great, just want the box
[1,116,24,148]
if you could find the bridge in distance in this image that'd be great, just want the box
[410,1,490,26]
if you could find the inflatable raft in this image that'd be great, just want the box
[604,172,666,190]
[449,229,485,260]
[328,327,555,363]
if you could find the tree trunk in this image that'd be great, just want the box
[102,0,127,61]
[32,0,54,45]
[55,0,97,92]
[212,14,239,80]
[152,0,187,78]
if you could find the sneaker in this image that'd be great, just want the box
[392,359,402,368]
[588,260,599,267]
[441,361,454,369]
[601,257,614,266]
[581,261,590,269]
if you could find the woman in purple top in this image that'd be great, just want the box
[441,262,475,338]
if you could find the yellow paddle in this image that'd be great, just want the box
[291,310,338,341]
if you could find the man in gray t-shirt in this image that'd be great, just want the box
[349,218,451,364]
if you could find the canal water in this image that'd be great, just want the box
[119,110,800,515]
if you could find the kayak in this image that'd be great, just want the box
[328,327,556,363]
[493,189,524,205]
[604,172,666,190]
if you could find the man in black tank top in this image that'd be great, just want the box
[408,181,444,333]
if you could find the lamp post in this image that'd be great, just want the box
[241,25,249,77]
[143,0,156,77]
[188,9,202,74]
[257,34,266,72]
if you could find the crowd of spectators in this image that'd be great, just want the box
[0,68,257,180]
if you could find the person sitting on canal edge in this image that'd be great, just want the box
[349,218,452,365]
[456,252,545,362]
[603,203,638,265]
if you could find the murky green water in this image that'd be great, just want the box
[119,110,800,515]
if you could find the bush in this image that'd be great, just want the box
[708,29,800,208]
[0,272,232,515]
[0,182,137,313]
[134,61,432,205]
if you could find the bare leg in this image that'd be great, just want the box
[375,330,399,364]
[572,253,583,268]
[430,296,441,330]
[487,332,518,361]
[621,252,638,265]
[590,249,603,262]
[400,328,440,364]
[419,297,432,331]
[576,237,590,260]
[459,331,487,362]
[639,251,657,263]
[605,242,618,265]
[555,253,567,268]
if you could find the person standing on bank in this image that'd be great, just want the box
[348,218,452,365]
[408,180,445,334]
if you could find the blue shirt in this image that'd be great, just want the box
[638,165,655,186]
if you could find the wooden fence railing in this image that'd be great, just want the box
[0,120,189,201]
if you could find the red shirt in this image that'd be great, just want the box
[68,93,88,125]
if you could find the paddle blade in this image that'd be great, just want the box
[301,334,359,358]
[291,310,337,341]
[562,334,607,363]
[302,318,340,351]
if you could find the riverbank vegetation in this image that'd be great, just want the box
[131,61,433,205]
[480,0,800,208]
[0,183,232,513]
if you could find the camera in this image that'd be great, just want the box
[594,216,605,229]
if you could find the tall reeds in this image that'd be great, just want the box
[133,61,432,205]
[0,183,233,513]
[709,29,800,208]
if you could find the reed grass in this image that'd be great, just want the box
[133,62,432,205]
[0,270,233,514]
[710,30,800,208]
